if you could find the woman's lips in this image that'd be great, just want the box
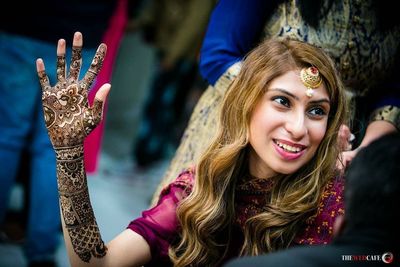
[273,139,307,161]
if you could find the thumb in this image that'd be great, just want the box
[95,83,111,103]
[92,83,111,122]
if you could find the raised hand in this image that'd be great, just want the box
[36,32,111,263]
[36,31,110,148]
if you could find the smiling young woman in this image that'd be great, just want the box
[37,35,348,267]
[172,38,348,266]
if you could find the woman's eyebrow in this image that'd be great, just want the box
[309,99,331,105]
[269,88,330,104]
[269,88,298,100]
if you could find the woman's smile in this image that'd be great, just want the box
[273,139,307,160]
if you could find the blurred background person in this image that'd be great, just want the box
[100,0,157,176]
[128,0,215,168]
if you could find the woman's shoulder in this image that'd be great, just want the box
[321,175,345,201]
[294,175,345,245]
[174,166,196,188]
[316,175,345,221]
[158,166,196,201]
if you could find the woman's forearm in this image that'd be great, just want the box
[56,145,107,265]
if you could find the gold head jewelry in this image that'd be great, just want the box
[300,66,322,97]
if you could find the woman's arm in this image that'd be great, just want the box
[37,32,151,267]
[199,0,279,85]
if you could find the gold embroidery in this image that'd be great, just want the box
[370,105,400,130]
[263,0,400,97]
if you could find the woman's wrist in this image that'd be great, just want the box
[55,145,84,161]
[54,145,86,194]
[359,120,397,148]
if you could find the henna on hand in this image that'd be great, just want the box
[37,32,107,148]
[36,32,108,262]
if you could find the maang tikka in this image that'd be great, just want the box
[300,66,322,97]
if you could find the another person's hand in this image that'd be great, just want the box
[336,120,397,171]
[337,124,353,151]
[336,124,356,171]
[337,147,360,172]
[36,32,110,148]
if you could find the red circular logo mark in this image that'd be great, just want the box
[382,252,394,264]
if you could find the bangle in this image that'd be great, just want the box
[369,105,400,130]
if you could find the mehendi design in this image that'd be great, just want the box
[55,146,107,262]
[40,44,107,148]
[57,55,66,82]
[37,39,108,262]
[68,46,82,83]
[81,44,107,93]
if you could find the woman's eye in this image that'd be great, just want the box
[273,96,290,107]
[308,107,327,117]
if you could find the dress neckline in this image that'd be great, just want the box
[236,175,275,195]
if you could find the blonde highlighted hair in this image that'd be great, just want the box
[170,38,348,266]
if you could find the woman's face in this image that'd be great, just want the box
[248,69,330,178]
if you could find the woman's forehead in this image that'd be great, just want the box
[266,70,330,101]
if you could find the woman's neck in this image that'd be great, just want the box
[248,149,277,179]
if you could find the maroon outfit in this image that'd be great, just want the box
[128,168,344,266]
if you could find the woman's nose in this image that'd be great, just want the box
[284,111,307,139]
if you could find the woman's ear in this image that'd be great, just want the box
[333,214,346,238]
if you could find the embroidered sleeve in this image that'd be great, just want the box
[127,169,194,264]
[369,105,400,130]
[293,176,345,245]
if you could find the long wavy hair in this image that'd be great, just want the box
[169,38,348,267]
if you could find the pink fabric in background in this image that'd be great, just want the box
[84,0,128,173]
